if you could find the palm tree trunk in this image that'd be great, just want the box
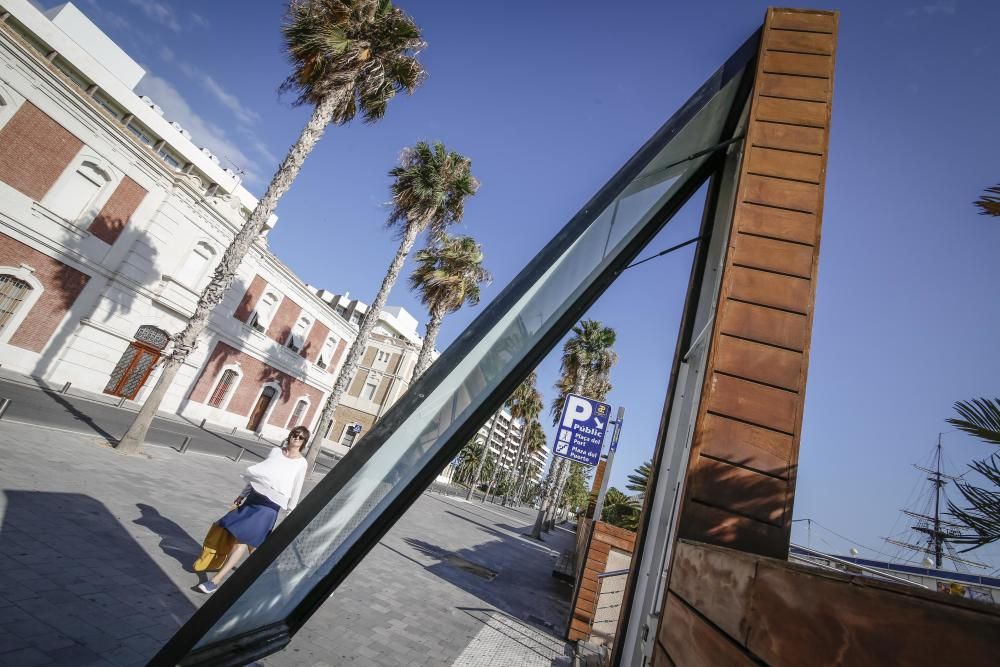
[117,91,343,455]
[502,431,527,506]
[306,222,423,472]
[413,308,444,379]
[464,411,499,500]
[544,459,568,531]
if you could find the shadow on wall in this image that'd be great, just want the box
[0,490,197,663]
[31,225,161,381]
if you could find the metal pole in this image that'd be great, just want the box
[60,382,72,394]
[117,396,127,408]
[234,447,245,463]
[593,406,625,523]
[179,436,192,454]
[0,397,11,420]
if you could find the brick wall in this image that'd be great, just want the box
[347,368,369,397]
[233,275,266,323]
[265,296,301,346]
[331,404,376,443]
[301,321,330,362]
[329,339,347,373]
[88,176,147,245]
[188,341,324,429]
[0,103,82,201]
[0,233,89,352]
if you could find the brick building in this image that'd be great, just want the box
[0,1,424,449]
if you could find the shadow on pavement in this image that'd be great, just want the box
[133,503,202,574]
[456,607,572,666]
[0,491,196,665]
[37,387,118,444]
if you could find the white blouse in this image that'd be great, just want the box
[243,447,307,510]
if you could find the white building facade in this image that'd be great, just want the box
[0,1,423,448]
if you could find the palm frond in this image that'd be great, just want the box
[947,453,1000,549]
[946,398,1000,446]
[974,184,1000,217]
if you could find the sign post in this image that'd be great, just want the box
[553,393,612,466]
[592,406,625,522]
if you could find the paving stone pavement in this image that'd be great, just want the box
[0,420,577,666]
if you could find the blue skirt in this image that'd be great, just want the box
[217,490,280,548]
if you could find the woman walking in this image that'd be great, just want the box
[196,425,310,594]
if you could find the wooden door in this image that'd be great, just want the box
[246,386,276,431]
[104,343,160,400]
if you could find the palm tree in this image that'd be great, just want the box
[531,320,617,538]
[306,141,479,471]
[601,487,640,530]
[510,419,546,506]
[482,372,542,503]
[626,460,651,496]
[975,184,1000,217]
[410,234,492,379]
[117,0,425,454]
[454,439,489,486]
[947,398,1000,549]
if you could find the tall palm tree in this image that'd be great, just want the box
[466,372,540,501]
[117,0,425,454]
[531,320,617,538]
[307,141,479,470]
[975,184,1000,217]
[512,419,547,505]
[602,487,640,530]
[410,234,492,378]
[454,439,490,486]
[481,372,542,503]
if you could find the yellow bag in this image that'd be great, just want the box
[193,523,235,572]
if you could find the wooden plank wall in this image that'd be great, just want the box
[675,7,838,559]
[567,522,635,641]
[653,541,1000,666]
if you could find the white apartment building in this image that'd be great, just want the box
[0,1,424,448]
[474,409,548,487]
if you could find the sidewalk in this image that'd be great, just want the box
[0,420,576,666]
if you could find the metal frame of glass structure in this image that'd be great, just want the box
[150,28,762,667]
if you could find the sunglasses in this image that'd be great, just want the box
[289,434,306,441]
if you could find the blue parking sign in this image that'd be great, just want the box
[553,393,611,466]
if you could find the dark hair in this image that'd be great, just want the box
[285,425,311,451]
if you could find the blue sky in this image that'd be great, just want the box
[67,0,1000,571]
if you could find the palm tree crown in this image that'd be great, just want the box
[974,184,1000,217]
[411,235,491,319]
[389,141,479,235]
[550,319,618,425]
[280,0,425,122]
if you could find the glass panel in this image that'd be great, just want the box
[196,55,750,650]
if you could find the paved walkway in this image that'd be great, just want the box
[0,419,576,666]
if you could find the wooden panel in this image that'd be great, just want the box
[742,174,820,213]
[769,10,836,33]
[732,232,815,279]
[758,72,831,102]
[718,299,808,351]
[680,503,787,559]
[697,413,794,478]
[734,203,819,246]
[729,266,812,315]
[668,541,755,644]
[762,50,832,78]
[659,593,756,667]
[748,560,1000,667]
[714,334,803,391]
[746,146,823,183]
[652,640,675,667]
[753,122,826,154]
[755,96,827,128]
[706,372,799,435]
[766,29,835,55]
[688,458,790,525]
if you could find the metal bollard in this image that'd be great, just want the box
[179,436,192,454]
[117,396,127,408]
[231,427,238,435]
[60,382,72,394]
[234,447,246,463]
[200,418,207,429]
[0,397,11,420]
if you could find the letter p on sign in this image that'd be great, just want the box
[562,395,592,428]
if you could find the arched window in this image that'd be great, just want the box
[178,241,217,291]
[287,399,308,428]
[316,336,338,369]
[286,314,312,353]
[208,368,239,408]
[0,274,32,335]
[250,292,278,333]
[49,159,112,223]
